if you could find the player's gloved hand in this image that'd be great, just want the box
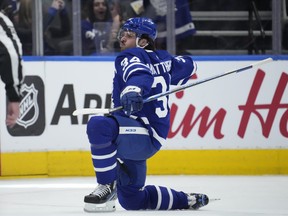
[120,86,143,116]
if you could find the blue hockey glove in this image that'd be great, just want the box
[120,86,143,116]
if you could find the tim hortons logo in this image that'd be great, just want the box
[238,69,288,138]
[17,83,39,128]
[168,69,288,139]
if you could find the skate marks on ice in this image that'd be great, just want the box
[0,175,288,216]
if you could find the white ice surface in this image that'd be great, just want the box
[0,175,288,216]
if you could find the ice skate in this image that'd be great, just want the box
[187,193,209,210]
[84,181,117,212]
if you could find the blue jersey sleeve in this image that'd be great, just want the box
[114,48,154,97]
[170,55,197,85]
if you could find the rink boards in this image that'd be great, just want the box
[0,55,287,176]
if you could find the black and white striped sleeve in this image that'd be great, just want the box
[0,12,23,102]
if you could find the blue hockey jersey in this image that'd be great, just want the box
[112,47,196,150]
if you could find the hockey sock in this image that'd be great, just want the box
[145,185,189,210]
[91,144,117,185]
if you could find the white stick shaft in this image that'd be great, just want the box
[72,106,123,116]
[251,57,273,68]
[144,57,272,103]
[73,57,273,116]
[73,108,110,116]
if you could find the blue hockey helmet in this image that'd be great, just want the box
[120,17,157,41]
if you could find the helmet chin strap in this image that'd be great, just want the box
[136,38,149,48]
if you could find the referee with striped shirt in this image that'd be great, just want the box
[0,0,24,128]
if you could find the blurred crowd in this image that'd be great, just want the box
[2,0,285,56]
[2,0,196,56]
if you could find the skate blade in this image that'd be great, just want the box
[84,200,116,212]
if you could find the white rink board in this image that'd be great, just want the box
[0,58,287,152]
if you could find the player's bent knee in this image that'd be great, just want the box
[118,196,143,210]
[117,185,146,210]
[86,116,118,145]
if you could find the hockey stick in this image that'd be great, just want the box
[73,57,272,116]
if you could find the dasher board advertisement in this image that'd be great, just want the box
[0,58,287,153]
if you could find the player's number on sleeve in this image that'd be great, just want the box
[120,57,140,71]
[152,76,168,118]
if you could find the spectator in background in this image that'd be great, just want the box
[13,0,32,55]
[143,0,196,54]
[13,0,71,55]
[109,0,121,50]
[117,0,143,22]
[0,0,24,128]
[43,0,72,55]
[81,0,121,55]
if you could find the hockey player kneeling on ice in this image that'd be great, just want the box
[83,17,209,212]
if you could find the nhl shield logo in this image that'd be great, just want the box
[8,75,45,136]
[17,83,39,128]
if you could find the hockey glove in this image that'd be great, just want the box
[120,86,143,116]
